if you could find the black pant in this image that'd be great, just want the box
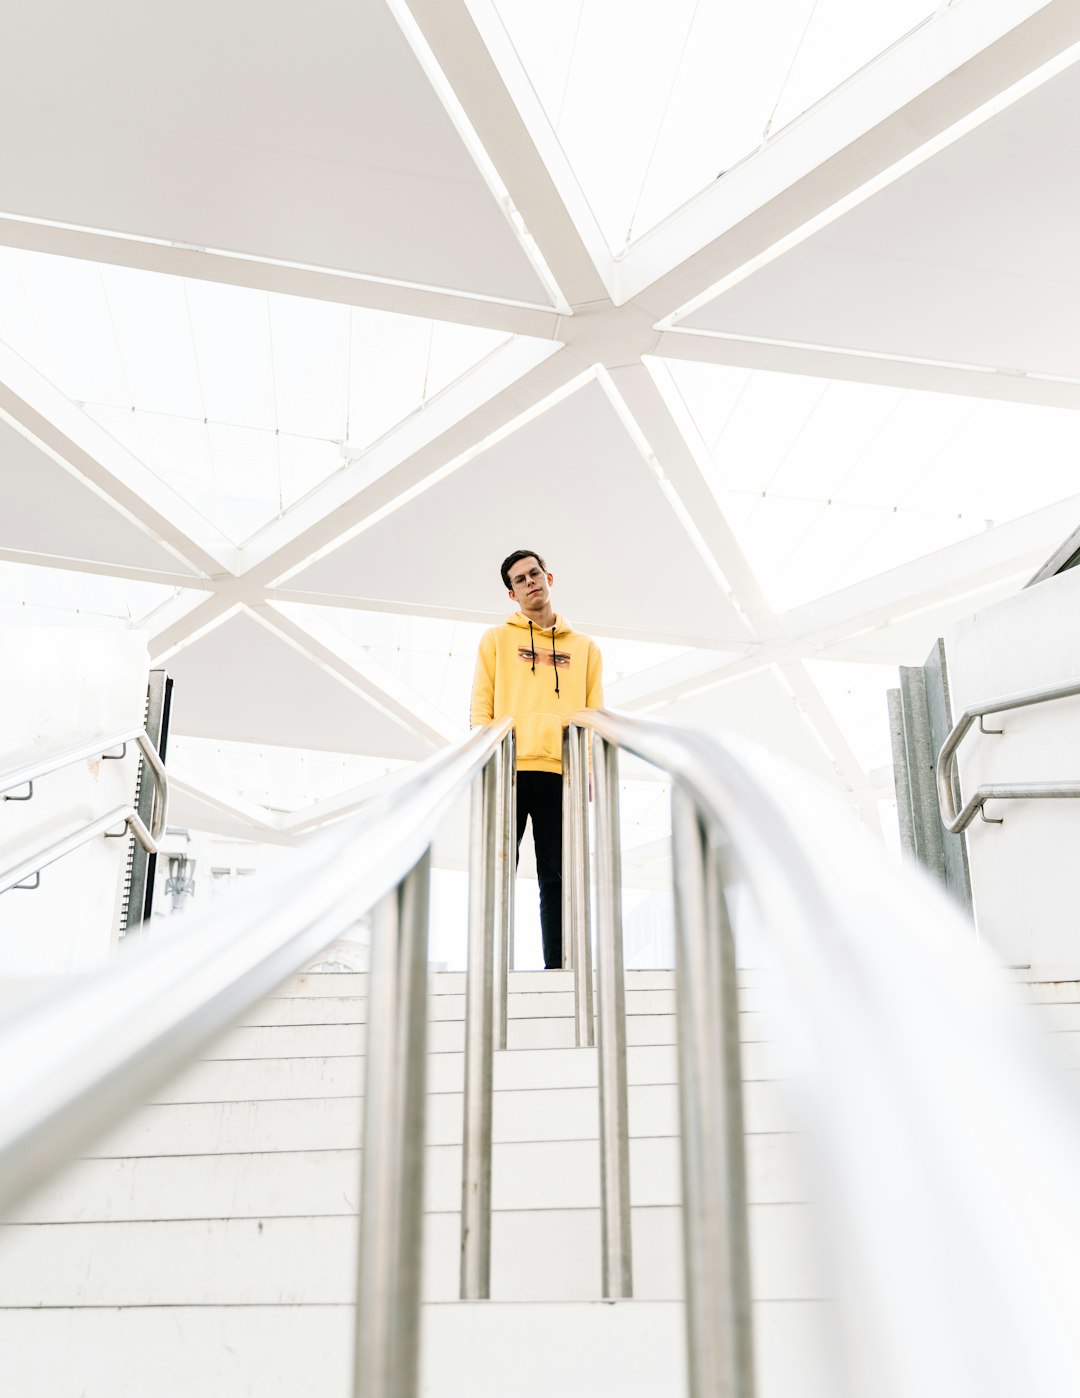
[515,771,563,970]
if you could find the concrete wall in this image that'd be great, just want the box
[945,567,1080,966]
[0,627,149,974]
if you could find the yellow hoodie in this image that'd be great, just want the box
[470,612,603,773]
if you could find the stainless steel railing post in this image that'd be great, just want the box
[493,734,513,1052]
[670,786,755,1398]
[561,726,574,971]
[592,733,633,1298]
[353,850,431,1398]
[568,724,594,1047]
[507,729,517,978]
[460,755,499,1299]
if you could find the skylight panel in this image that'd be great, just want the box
[0,560,181,629]
[802,659,900,773]
[713,373,829,493]
[269,295,349,440]
[0,250,50,373]
[426,322,511,399]
[0,247,532,547]
[14,254,129,405]
[347,309,432,449]
[666,358,1080,612]
[278,435,344,515]
[99,264,204,419]
[185,279,277,429]
[490,0,934,251]
[168,736,405,812]
[764,380,904,500]
[206,422,281,539]
[770,0,933,134]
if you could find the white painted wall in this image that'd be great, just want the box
[945,567,1080,966]
[0,627,149,974]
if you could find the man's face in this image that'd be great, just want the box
[507,556,553,611]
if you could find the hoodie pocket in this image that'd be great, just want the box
[515,711,565,765]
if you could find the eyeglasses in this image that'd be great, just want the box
[512,568,544,586]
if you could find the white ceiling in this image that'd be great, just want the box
[164,609,432,759]
[0,0,551,303]
[679,55,1080,380]
[1,0,1079,836]
[286,377,748,646]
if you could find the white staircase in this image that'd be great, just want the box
[0,967,839,1395]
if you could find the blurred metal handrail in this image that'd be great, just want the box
[936,678,1080,833]
[570,709,754,1397]
[0,717,512,1398]
[572,705,1080,1398]
[0,726,170,892]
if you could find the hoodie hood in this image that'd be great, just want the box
[507,611,572,636]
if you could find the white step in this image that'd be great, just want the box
[205,1016,789,1057]
[282,968,773,994]
[87,1080,798,1157]
[0,1298,838,1398]
[7,1133,809,1223]
[238,989,778,1026]
[154,1041,785,1104]
[0,1201,825,1304]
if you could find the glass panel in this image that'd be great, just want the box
[0,248,517,546]
[490,0,934,251]
[0,560,184,629]
[168,735,405,813]
[665,358,1080,611]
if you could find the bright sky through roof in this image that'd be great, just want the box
[490,0,934,250]
[0,248,512,545]
[665,357,1080,612]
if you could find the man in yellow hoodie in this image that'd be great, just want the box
[470,550,604,969]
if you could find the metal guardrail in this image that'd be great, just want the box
[936,679,1080,833]
[567,711,754,1397]
[0,715,512,1398]
[7,704,1080,1398]
[0,727,169,895]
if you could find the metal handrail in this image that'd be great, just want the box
[0,726,170,891]
[571,706,1080,1398]
[7,703,1080,1398]
[569,710,753,1396]
[0,717,512,1398]
[936,678,1080,832]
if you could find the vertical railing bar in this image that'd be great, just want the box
[353,849,432,1398]
[460,758,498,1299]
[561,725,574,972]
[592,734,633,1298]
[577,724,595,1047]
[569,725,594,1047]
[670,786,756,1398]
[507,728,517,980]
[493,735,511,1053]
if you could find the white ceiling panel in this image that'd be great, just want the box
[285,379,746,645]
[165,610,430,759]
[680,59,1080,379]
[0,415,194,574]
[0,0,549,304]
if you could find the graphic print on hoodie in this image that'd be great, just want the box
[470,611,603,773]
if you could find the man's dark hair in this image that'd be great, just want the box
[500,550,547,591]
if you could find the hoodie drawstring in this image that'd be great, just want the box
[527,617,559,696]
